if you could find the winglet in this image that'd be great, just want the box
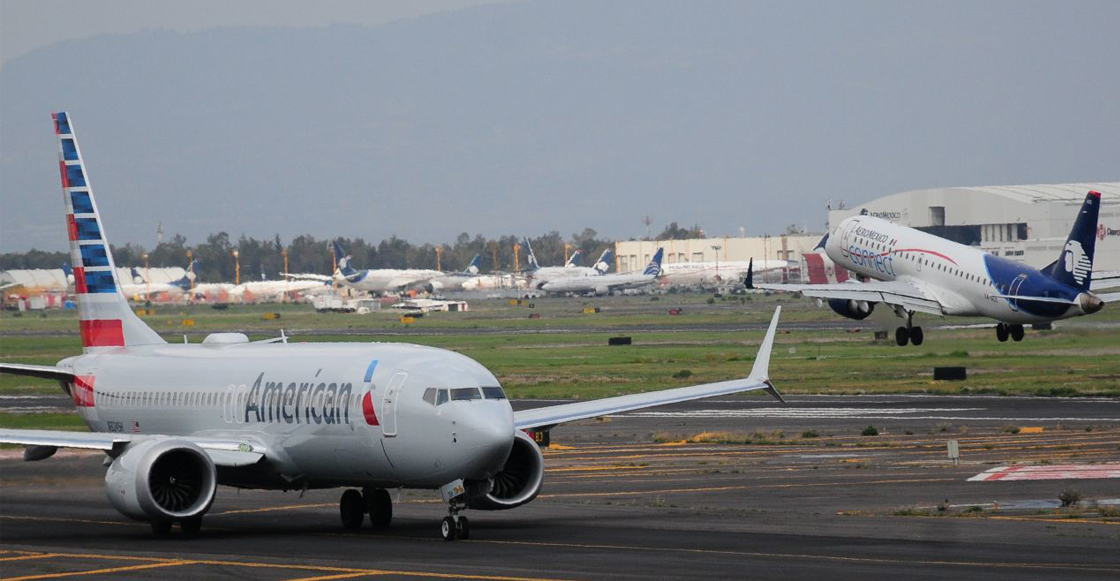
[749,306,784,403]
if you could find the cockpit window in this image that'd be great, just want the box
[422,388,437,406]
[436,389,449,405]
[450,388,481,401]
[481,387,506,400]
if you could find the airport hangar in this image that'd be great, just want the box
[613,181,1119,278]
[828,182,1120,272]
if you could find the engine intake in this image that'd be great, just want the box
[828,298,874,320]
[467,430,544,510]
[105,439,216,522]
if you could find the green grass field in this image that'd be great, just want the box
[2,294,1119,425]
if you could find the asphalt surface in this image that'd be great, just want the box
[2,395,1119,580]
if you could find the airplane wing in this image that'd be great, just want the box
[756,279,945,316]
[514,307,784,430]
[0,362,74,382]
[0,429,266,467]
[284,273,334,282]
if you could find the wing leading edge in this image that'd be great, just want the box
[0,429,266,467]
[514,307,784,430]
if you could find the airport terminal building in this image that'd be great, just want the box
[827,182,1120,272]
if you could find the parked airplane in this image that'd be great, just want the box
[63,263,191,301]
[329,241,443,295]
[420,254,484,293]
[524,241,613,289]
[660,257,787,287]
[749,192,1116,346]
[541,248,664,295]
[0,112,786,541]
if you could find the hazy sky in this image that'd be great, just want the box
[2,0,1118,252]
[0,0,517,64]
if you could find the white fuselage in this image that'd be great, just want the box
[540,271,657,295]
[337,269,444,294]
[64,342,514,490]
[660,260,787,286]
[825,216,1089,324]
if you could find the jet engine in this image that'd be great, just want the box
[467,430,544,510]
[827,298,874,320]
[104,438,216,523]
[425,281,444,293]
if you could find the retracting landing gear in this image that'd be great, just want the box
[894,311,923,347]
[339,487,393,530]
[996,323,1024,342]
[440,479,470,541]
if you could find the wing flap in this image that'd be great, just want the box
[514,307,783,430]
[757,280,945,315]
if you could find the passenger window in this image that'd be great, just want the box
[482,387,507,400]
[436,389,449,405]
[451,388,482,401]
[422,388,437,406]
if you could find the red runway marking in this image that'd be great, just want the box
[969,464,1120,482]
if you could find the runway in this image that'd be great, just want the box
[3,396,1119,580]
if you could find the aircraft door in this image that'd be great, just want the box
[381,372,408,437]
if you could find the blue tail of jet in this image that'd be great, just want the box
[643,248,665,276]
[464,253,482,274]
[593,248,614,274]
[170,260,197,290]
[332,240,357,276]
[565,250,584,267]
[523,238,540,271]
[1045,191,1100,291]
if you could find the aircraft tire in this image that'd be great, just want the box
[340,489,365,530]
[180,516,202,536]
[366,488,393,527]
[150,519,172,536]
[456,516,470,540]
[1010,324,1025,342]
[996,324,1009,342]
[910,327,924,346]
[895,327,909,346]
[441,516,457,541]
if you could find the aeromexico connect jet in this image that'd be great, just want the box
[749,192,1116,346]
[0,112,785,540]
[330,240,442,295]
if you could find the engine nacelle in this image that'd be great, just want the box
[467,430,544,510]
[105,439,216,522]
[425,281,444,293]
[827,298,874,320]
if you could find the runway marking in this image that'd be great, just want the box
[1,560,191,581]
[0,551,574,581]
[540,477,956,498]
[0,554,60,563]
[213,502,335,516]
[969,464,1120,482]
[283,574,378,581]
[470,538,1120,574]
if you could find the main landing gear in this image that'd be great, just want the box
[894,311,923,347]
[150,516,203,537]
[996,323,1025,342]
[339,487,393,530]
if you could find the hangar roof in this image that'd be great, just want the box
[928,182,1119,204]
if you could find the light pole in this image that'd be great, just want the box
[142,253,150,302]
[282,248,289,300]
[232,249,240,286]
[710,244,722,285]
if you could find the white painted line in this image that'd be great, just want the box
[969,464,1120,482]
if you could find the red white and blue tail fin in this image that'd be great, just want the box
[53,112,165,351]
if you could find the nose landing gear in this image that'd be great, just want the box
[439,478,471,541]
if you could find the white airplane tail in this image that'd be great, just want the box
[52,112,165,352]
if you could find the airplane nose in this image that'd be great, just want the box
[461,407,516,479]
[1080,293,1104,314]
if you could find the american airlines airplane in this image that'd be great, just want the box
[0,112,785,541]
[751,192,1116,346]
[541,248,664,295]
